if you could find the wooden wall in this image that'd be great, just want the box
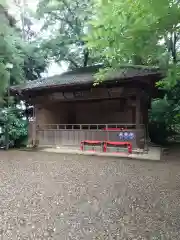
[32,86,149,126]
[35,98,139,125]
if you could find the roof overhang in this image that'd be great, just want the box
[10,65,164,97]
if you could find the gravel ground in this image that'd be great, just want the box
[0,150,180,240]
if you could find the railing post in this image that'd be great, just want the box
[54,128,56,146]
[55,124,59,146]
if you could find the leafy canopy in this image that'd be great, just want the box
[0,4,25,98]
[36,0,98,69]
[0,2,48,146]
[87,0,180,86]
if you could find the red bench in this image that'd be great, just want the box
[80,140,104,152]
[81,140,132,154]
[104,141,132,154]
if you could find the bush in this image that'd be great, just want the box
[149,98,179,145]
[0,107,28,148]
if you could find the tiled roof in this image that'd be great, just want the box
[11,65,162,93]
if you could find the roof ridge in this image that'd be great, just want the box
[27,64,160,83]
[10,65,162,93]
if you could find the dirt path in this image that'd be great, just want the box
[0,150,180,239]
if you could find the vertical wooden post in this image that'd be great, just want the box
[143,100,149,129]
[143,98,150,151]
[135,95,141,129]
[32,106,36,146]
[135,95,141,148]
[34,105,39,147]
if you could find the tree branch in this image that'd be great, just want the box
[172,31,177,64]
[83,48,89,67]
[55,15,75,31]
[61,0,74,16]
[60,0,80,31]
[65,57,79,68]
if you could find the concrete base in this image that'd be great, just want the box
[41,146,162,161]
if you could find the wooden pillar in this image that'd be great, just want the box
[33,105,38,147]
[31,106,36,146]
[135,95,141,148]
[28,121,33,147]
[135,95,141,129]
[143,99,150,149]
[143,100,149,126]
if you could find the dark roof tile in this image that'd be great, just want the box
[11,65,162,93]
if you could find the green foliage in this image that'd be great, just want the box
[150,98,172,125]
[0,11,25,100]
[20,7,48,80]
[36,0,97,68]
[0,3,47,148]
[0,107,28,147]
[23,43,48,80]
[87,0,180,86]
[149,98,173,144]
[149,92,180,144]
[0,2,48,93]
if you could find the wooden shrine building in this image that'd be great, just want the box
[11,65,162,150]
